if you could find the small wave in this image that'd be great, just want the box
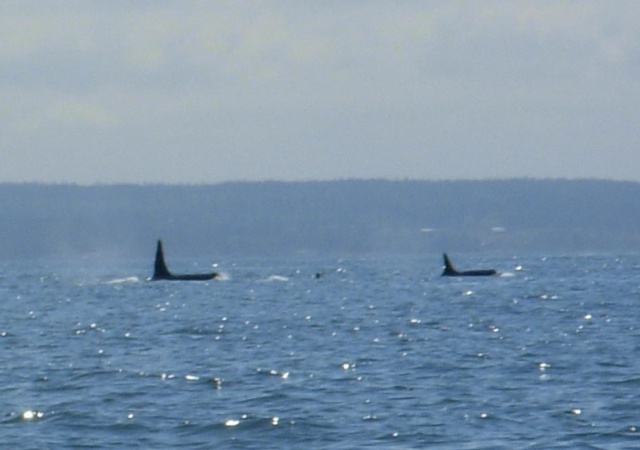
[154,372,224,388]
[216,415,288,429]
[106,276,140,284]
[263,275,289,282]
[3,410,45,423]
[609,376,640,385]
[167,325,222,336]
[256,368,290,379]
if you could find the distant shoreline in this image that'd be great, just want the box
[1,179,639,257]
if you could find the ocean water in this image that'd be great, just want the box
[1,253,640,449]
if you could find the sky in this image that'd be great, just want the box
[1,1,639,185]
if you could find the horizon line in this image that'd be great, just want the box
[1,176,639,188]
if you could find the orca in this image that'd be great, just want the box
[441,253,498,277]
[152,240,219,281]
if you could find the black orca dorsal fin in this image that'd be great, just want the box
[442,253,459,276]
[153,239,172,279]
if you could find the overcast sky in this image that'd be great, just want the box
[1,1,639,184]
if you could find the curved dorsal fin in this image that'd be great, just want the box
[442,253,459,275]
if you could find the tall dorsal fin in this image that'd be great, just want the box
[442,253,459,275]
[153,239,172,279]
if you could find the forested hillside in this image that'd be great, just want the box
[0,179,638,258]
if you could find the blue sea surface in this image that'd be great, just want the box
[1,253,640,449]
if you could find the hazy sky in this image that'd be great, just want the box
[1,1,639,184]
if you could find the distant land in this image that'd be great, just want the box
[1,179,639,259]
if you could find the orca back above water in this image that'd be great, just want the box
[441,253,498,277]
[152,240,219,281]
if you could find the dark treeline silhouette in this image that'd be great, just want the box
[1,179,639,258]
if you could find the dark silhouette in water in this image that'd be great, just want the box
[152,240,219,281]
[441,253,498,277]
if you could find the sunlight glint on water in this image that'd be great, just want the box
[0,254,639,448]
